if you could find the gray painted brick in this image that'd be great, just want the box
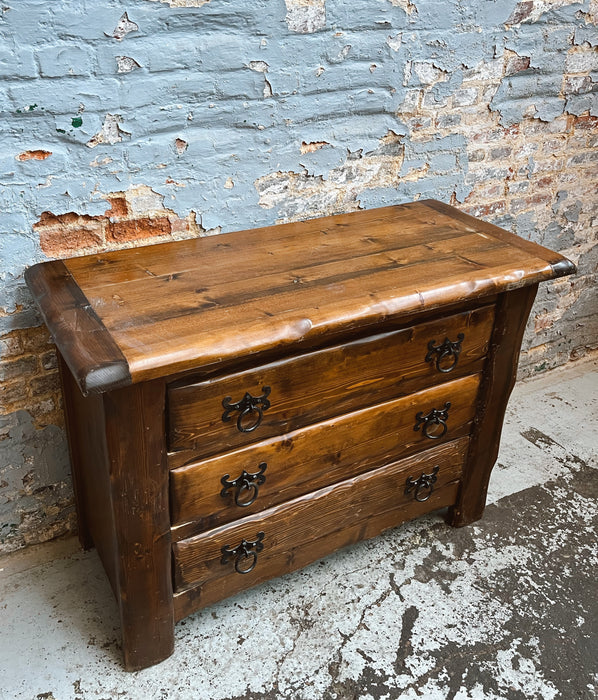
[36,44,95,78]
[0,47,37,79]
[429,152,458,173]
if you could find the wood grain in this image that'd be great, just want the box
[24,260,130,396]
[25,201,576,671]
[423,200,577,278]
[170,373,481,537]
[448,285,539,527]
[172,437,468,613]
[26,201,574,393]
[102,379,174,671]
[167,304,493,456]
[57,352,115,578]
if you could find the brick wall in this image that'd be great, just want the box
[1,0,596,553]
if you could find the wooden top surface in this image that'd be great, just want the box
[25,199,575,394]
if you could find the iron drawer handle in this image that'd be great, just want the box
[221,532,265,574]
[414,402,451,439]
[222,386,271,433]
[405,465,440,502]
[425,333,465,373]
[220,463,267,507]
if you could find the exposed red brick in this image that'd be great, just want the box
[16,150,52,161]
[0,380,30,411]
[35,211,97,228]
[300,141,329,154]
[535,175,556,188]
[106,216,172,243]
[175,138,188,154]
[0,354,38,382]
[104,196,129,219]
[506,1,533,26]
[509,193,553,214]
[34,212,104,256]
[169,217,191,235]
[505,55,530,76]
[18,326,53,354]
[462,201,507,218]
[30,372,60,397]
[572,114,598,131]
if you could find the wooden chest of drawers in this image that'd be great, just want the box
[25,200,575,670]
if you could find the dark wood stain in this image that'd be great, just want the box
[24,201,576,670]
[25,260,130,395]
[170,375,480,538]
[172,438,469,610]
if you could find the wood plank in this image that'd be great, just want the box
[172,437,468,611]
[65,202,463,288]
[448,285,539,526]
[167,306,492,457]
[24,260,131,395]
[57,353,116,578]
[90,232,502,331]
[102,379,174,671]
[27,201,575,393]
[112,251,554,384]
[422,200,577,277]
[170,374,480,538]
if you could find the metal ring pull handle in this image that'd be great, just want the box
[221,532,265,575]
[414,402,451,440]
[425,333,465,373]
[222,387,271,433]
[405,465,440,502]
[220,463,267,507]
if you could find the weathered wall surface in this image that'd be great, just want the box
[1,0,596,553]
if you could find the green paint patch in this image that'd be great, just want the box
[16,104,38,114]
[534,362,548,372]
[56,128,66,134]
[71,116,83,128]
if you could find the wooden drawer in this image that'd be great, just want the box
[172,437,468,611]
[170,373,481,537]
[167,304,494,459]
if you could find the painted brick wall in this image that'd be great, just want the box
[1,0,596,553]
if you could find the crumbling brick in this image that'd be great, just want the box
[106,216,172,242]
[34,213,104,256]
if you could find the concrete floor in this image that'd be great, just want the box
[1,356,597,700]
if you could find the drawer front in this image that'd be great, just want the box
[172,437,468,608]
[167,304,494,458]
[170,373,481,536]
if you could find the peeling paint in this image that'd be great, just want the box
[86,114,127,148]
[16,151,52,162]
[115,56,141,74]
[0,410,72,555]
[285,0,326,34]
[174,138,188,154]
[387,0,416,13]
[506,0,582,26]
[248,61,273,98]
[107,12,138,41]
[256,131,405,221]
[144,0,210,6]
[300,141,329,154]
[32,184,209,257]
